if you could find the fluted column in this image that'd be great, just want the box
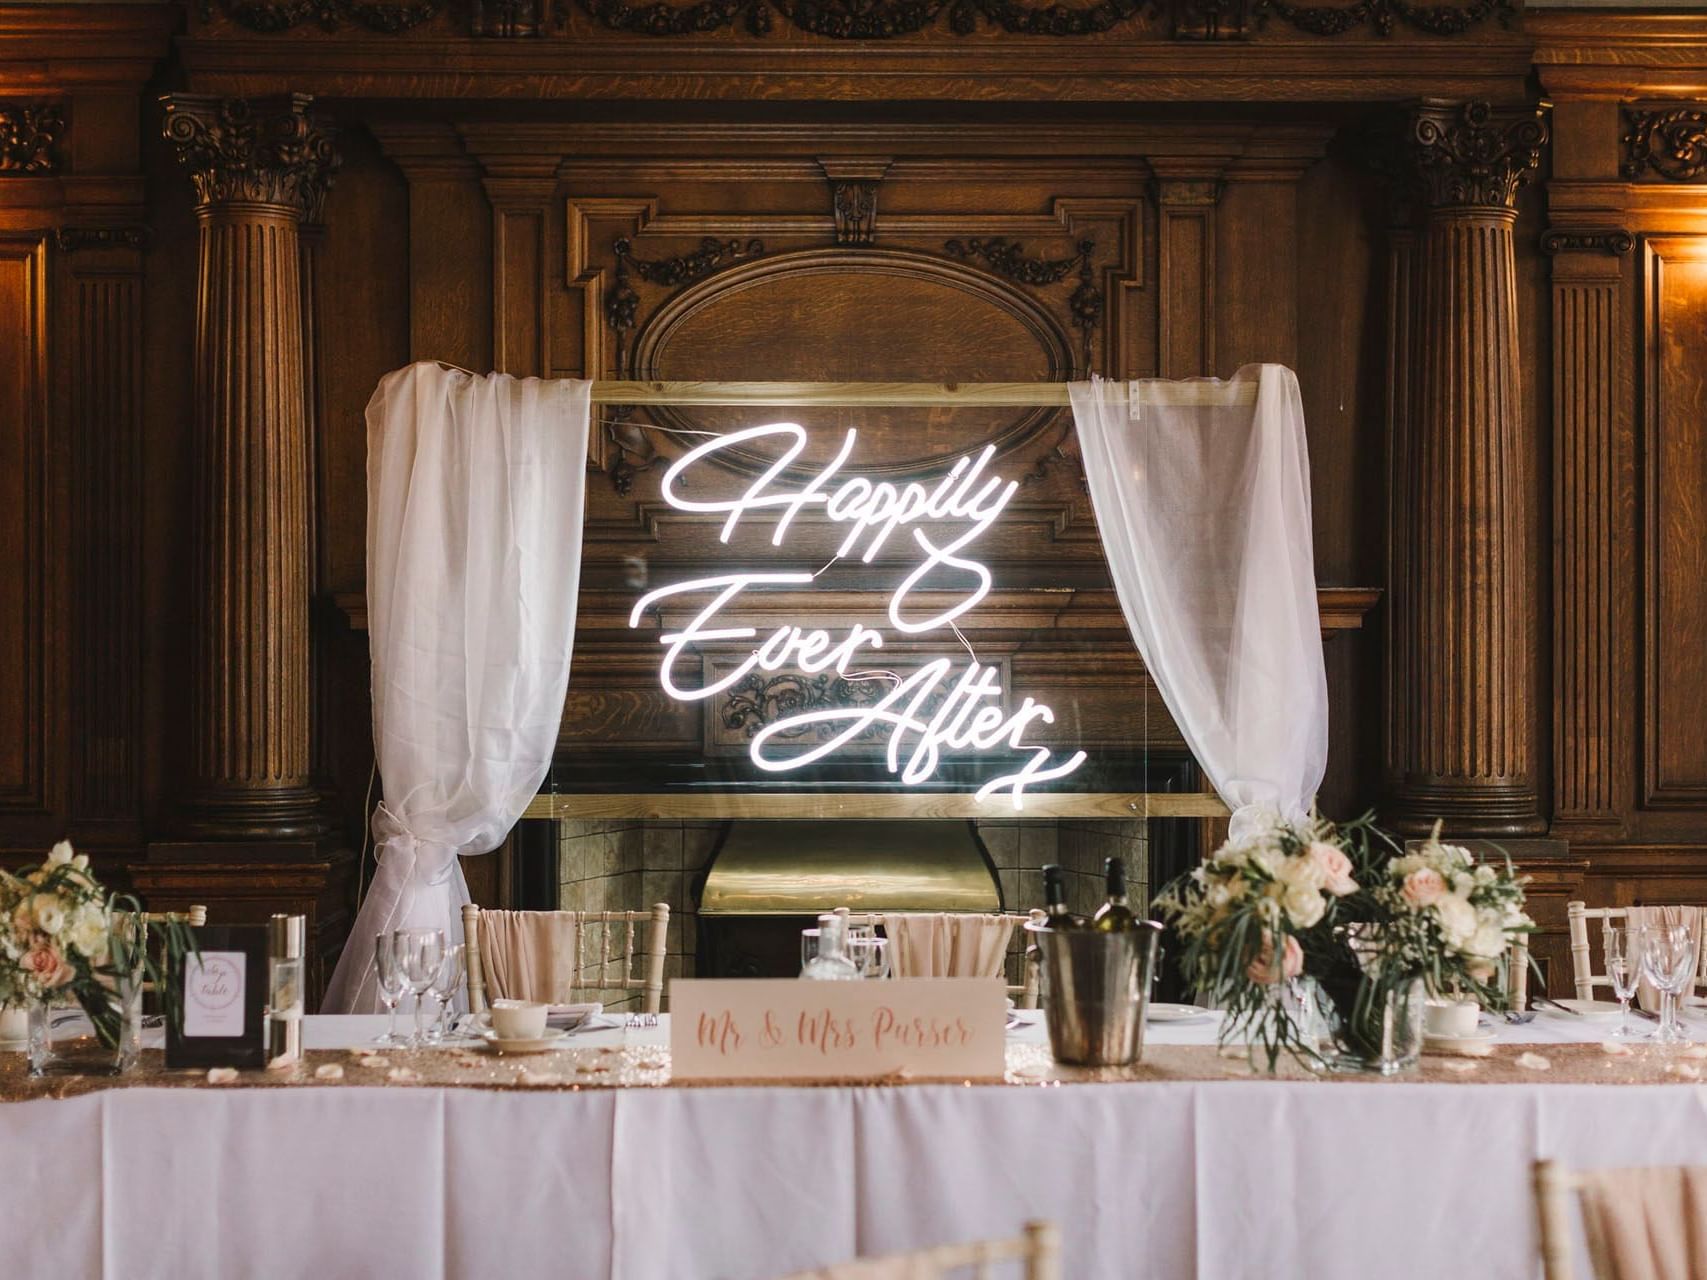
[162,94,339,840]
[1387,101,1547,836]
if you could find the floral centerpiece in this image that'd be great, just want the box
[1371,821,1534,1009]
[0,841,196,1070]
[1153,812,1366,1071]
[1156,814,1535,1074]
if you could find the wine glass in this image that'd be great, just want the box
[1638,923,1697,1046]
[398,928,447,1047]
[1604,925,1640,1039]
[425,943,466,1045]
[373,932,409,1045]
[847,934,889,979]
[800,928,821,974]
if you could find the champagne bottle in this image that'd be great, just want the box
[1092,856,1137,932]
[1041,864,1084,930]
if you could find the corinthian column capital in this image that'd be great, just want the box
[1406,100,1547,213]
[161,93,339,219]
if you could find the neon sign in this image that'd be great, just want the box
[627,424,1087,807]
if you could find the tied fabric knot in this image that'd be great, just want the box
[372,802,460,888]
[1228,803,1286,842]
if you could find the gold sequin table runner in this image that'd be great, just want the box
[4,1039,1704,1101]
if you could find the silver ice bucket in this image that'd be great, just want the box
[1028,919,1162,1066]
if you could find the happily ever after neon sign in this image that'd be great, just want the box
[626,423,1087,807]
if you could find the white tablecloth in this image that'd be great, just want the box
[5,1012,1705,1280]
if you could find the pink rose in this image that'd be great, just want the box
[22,942,73,989]
[1246,932,1304,985]
[1308,842,1358,897]
[1402,868,1447,908]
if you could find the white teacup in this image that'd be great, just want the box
[1423,998,1480,1039]
[488,999,548,1041]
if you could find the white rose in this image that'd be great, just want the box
[1434,895,1477,947]
[32,894,65,936]
[47,840,74,867]
[66,905,107,959]
[1466,920,1507,960]
[1282,882,1326,929]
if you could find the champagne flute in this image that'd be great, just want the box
[399,928,447,1047]
[373,933,408,1045]
[1604,925,1639,1040]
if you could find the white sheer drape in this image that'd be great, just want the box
[1070,364,1327,836]
[323,363,590,1014]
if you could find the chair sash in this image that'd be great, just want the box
[882,914,1016,980]
[1576,1166,1707,1280]
[476,910,578,1004]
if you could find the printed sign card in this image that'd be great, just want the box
[670,978,1007,1082]
[165,924,268,1069]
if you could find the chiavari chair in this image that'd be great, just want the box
[1567,900,1707,1001]
[462,903,669,1015]
[836,909,1046,1009]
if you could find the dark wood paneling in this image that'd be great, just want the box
[1644,240,1707,807]
[0,234,50,822]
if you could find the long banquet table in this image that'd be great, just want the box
[5,1009,1706,1280]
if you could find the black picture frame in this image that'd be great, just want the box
[164,924,269,1069]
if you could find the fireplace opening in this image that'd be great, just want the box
[502,755,1201,1000]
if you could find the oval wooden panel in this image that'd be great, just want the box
[631,247,1072,477]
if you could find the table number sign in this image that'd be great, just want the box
[670,978,1007,1082]
[165,925,269,1069]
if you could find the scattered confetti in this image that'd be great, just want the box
[206,1067,238,1084]
[1665,1062,1701,1081]
[1439,1059,1479,1074]
[266,1054,295,1072]
[1683,1045,1707,1060]
[517,1069,558,1086]
[1516,1052,1552,1072]
[1601,1041,1635,1057]
[313,1063,345,1081]
[386,1067,420,1083]
[358,1056,388,1069]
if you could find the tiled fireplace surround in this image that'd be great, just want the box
[556,817,1149,1008]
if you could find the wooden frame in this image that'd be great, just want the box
[523,792,1228,821]
[582,378,1256,407]
[462,902,670,1015]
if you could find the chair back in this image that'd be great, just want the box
[1567,901,1630,1001]
[1568,900,1707,1001]
[836,910,1045,1008]
[1535,1158,1707,1280]
[780,1220,1059,1280]
[462,903,669,1015]
[143,906,208,927]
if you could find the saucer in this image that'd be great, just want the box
[1423,1026,1497,1053]
[1147,1003,1213,1024]
[469,1003,601,1034]
[478,1028,568,1055]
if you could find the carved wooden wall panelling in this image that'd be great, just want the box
[1548,241,1630,827]
[64,248,147,843]
[1642,238,1707,810]
[0,233,53,828]
[0,102,64,174]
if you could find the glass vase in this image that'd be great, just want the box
[1325,976,1424,1076]
[28,979,143,1078]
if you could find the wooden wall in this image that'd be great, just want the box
[4,1,1707,998]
